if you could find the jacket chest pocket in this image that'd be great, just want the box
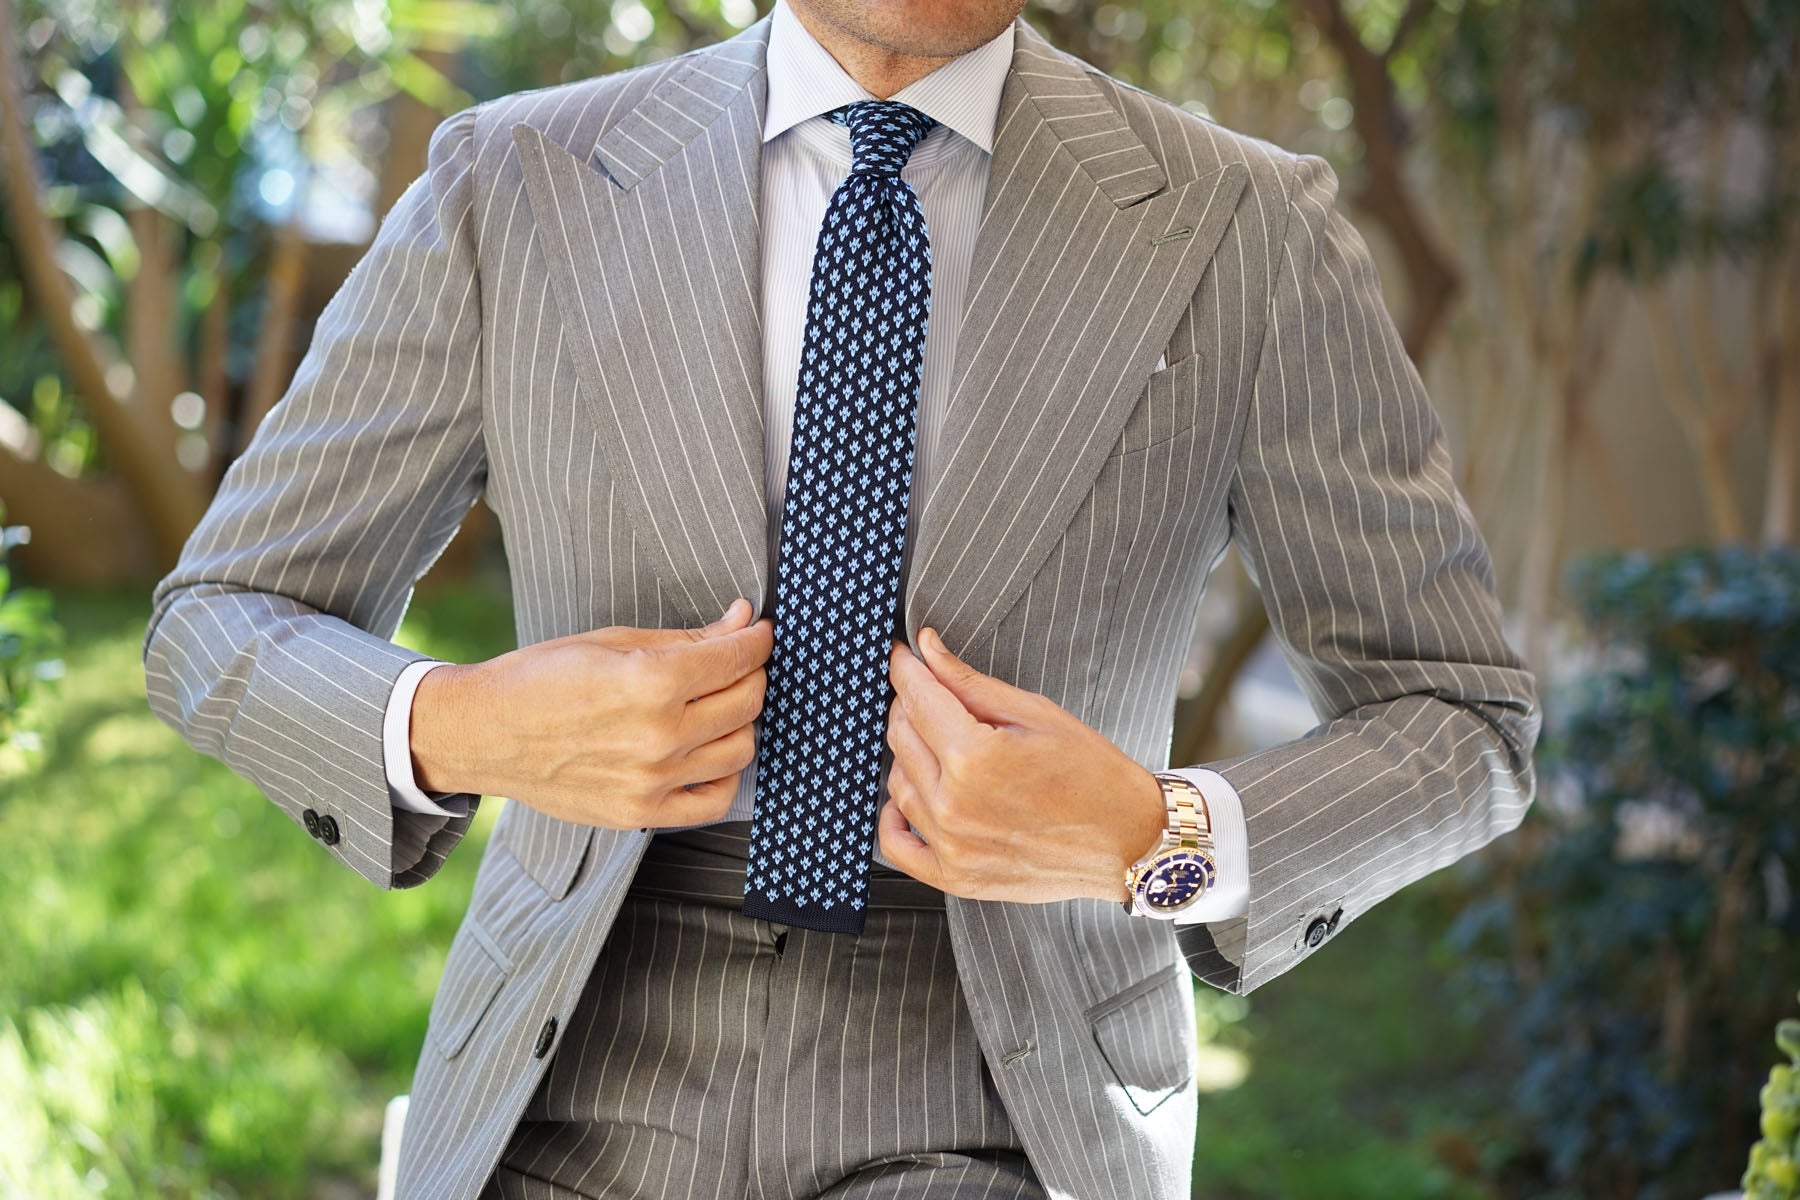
[1105,354,1204,459]
[1084,961,1195,1115]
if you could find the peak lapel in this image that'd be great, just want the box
[903,21,1248,656]
[512,22,771,629]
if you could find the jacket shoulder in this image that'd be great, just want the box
[1073,55,1303,204]
[464,53,694,163]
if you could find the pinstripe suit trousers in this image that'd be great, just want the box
[479,823,1047,1199]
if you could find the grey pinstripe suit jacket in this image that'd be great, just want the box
[143,13,1539,1198]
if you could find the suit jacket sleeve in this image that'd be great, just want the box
[1174,152,1541,995]
[142,105,487,891]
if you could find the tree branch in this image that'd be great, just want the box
[1172,581,1270,768]
[1303,0,1462,360]
[238,206,308,458]
[0,2,124,426]
[1763,239,1800,545]
[1387,0,1436,62]
[0,0,205,567]
[1643,281,1748,541]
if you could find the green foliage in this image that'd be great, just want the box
[1192,884,1506,1199]
[1744,990,1800,1199]
[1425,0,1800,286]
[6,0,507,476]
[464,0,760,95]
[0,585,512,1196]
[0,506,62,769]
[1449,546,1800,1200]
[0,252,96,477]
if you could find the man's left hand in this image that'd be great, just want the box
[881,627,1168,905]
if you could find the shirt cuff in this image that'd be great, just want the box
[384,659,472,818]
[1158,766,1249,924]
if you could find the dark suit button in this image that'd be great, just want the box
[534,1016,558,1059]
[1304,916,1330,947]
[302,808,321,839]
[317,814,340,846]
[1326,906,1344,933]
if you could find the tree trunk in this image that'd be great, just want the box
[1762,244,1800,545]
[1172,571,1272,768]
[1570,408,1640,548]
[196,246,232,482]
[0,0,205,569]
[1641,281,1748,542]
[123,205,186,465]
[1518,339,1574,669]
[1565,278,1637,546]
[238,209,310,458]
[1304,0,1462,363]
[0,446,155,584]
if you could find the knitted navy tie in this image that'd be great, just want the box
[742,100,937,935]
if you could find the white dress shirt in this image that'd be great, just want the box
[381,0,1248,923]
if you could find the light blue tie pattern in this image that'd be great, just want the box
[742,100,937,934]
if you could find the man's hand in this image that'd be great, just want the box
[880,627,1168,905]
[409,598,773,829]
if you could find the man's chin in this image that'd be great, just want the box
[797,0,1023,61]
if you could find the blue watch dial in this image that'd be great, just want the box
[1141,850,1217,911]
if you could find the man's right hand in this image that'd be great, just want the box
[408,598,774,830]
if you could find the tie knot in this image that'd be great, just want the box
[827,100,937,176]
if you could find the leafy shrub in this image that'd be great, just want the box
[1744,989,1800,1198]
[1448,546,1800,1200]
[0,587,510,1195]
[0,507,62,769]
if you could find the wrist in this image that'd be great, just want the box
[1103,765,1168,903]
[409,661,484,795]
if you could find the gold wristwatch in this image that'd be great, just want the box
[1122,771,1219,919]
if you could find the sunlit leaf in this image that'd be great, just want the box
[389,0,511,43]
[209,47,244,89]
[46,74,218,233]
[70,204,138,281]
[387,50,475,112]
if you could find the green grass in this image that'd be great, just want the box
[1190,885,1512,1199]
[1,584,1513,1198]
[0,584,518,1198]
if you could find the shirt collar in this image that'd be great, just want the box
[762,0,1014,153]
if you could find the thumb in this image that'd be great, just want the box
[580,599,755,654]
[917,627,1030,724]
[691,597,753,640]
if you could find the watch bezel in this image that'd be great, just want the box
[1130,845,1220,915]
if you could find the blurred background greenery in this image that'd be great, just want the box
[1,0,1797,1197]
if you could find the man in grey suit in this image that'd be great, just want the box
[143,0,1540,1194]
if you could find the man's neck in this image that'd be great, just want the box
[782,2,956,99]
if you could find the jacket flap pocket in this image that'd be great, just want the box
[427,917,513,1060]
[500,802,597,900]
[1085,961,1192,1115]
